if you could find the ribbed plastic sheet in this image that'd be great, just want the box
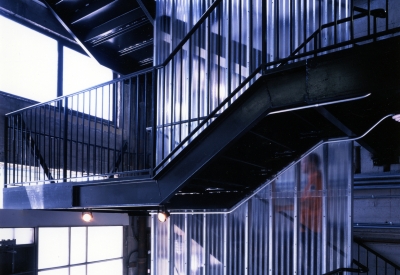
[154,0,351,165]
[152,142,353,274]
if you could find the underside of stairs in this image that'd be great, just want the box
[3,36,400,212]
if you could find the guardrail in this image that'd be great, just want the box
[4,0,400,186]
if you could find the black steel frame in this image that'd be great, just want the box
[4,0,400,186]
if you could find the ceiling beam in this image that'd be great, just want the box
[84,8,147,46]
[136,0,154,26]
[71,0,117,25]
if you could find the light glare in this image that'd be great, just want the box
[82,212,93,222]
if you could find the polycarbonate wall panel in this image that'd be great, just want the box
[154,0,351,166]
[152,142,353,274]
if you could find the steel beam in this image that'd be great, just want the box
[84,8,146,44]
[70,0,118,25]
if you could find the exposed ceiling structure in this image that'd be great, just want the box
[0,0,154,74]
[43,0,155,74]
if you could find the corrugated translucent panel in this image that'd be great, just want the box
[154,0,351,166]
[152,142,353,274]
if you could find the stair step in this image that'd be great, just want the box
[71,0,118,25]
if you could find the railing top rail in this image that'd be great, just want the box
[5,66,154,117]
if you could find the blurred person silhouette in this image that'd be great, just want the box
[299,153,322,275]
[276,153,322,274]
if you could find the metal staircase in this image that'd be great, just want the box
[3,0,400,212]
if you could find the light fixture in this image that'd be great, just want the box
[157,208,170,223]
[82,211,93,222]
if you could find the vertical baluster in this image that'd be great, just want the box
[197,27,201,126]
[113,83,118,175]
[262,0,266,73]
[94,89,98,176]
[178,50,183,145]
[4,115,9,186]
[162,67,166,162]
[69,96,73,179]
[206,7,211,120]
[107,84,111,175]
[82,92,86,178]
[135,76,140,171]
[63,97,68,181]
[128,77,132,171]
[39,106,42,181]
[121,80,125,173]
[88,90,92,178]
[151,68,157,175]
[47,104,54,180]
[100,87,104,175]
[75,94,79,178]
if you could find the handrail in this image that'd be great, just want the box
[279,6,388,67]
[5,66,154,116]
[323,259,369,275]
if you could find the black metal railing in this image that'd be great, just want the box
[353,237,400,275]
[4,69,154,185]
[4,0,400,186]
[152,0,400,174]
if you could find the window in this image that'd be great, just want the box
[0,15,57,102]
[0,228,34,245]
[0,15,113,103]
[63,47,113,96]
[38,226,123,274]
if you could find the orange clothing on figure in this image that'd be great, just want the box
[300,170,322,233]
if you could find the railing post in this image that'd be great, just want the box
[262,0,267,75]
[63,97,68,182]
[151,67,157,177]
[4,115,9,187]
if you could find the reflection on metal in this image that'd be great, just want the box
[152,142,353,274]
[268,93,371,115]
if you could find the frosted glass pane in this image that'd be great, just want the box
[71,227,87,264]
[63,47,112,96]
[14,228,34,244]
[71,265,87,275]
[38,227,69,269]
[88,226,122,262]
[0,16,57,102]
[87,259,122,275]
[0,228,13,240]
[38,267,69,275]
